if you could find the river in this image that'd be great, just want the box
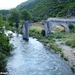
[6,31,73,75]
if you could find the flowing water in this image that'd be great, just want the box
[6,32,73,75]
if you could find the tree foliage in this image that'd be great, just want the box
[0,14,3,27]
[0,10,9,17]
[7,8,21,24]
[0,14,5,33]
[0,33,13,71]
[31,0,75,21]
[21,9,32,20]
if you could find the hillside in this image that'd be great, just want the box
[0,0,41,17]
[31,0,75,21]
[16,0,41,10]
[0,10,9,17]
[0,0,75,21]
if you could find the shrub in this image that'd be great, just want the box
[66,39,75,47]
[3,21,11,30]
[72,26,75,33]
[0,33,13,71]
[41,29,45,36]
[69,24,74,29]
[55,33,65,39]
[64,57,69,61]
[50,44,62,53]
[60,52,64,57]
[0,52,7,71]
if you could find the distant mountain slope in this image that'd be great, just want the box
[1,0,75,21]
[0,10,9,17]
[16,0,41,10]
[31,0,75,21]
[0,0,41,17]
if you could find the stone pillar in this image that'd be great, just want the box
[47,21,51,35]
[64,23,70,32]
[22,21,29,41]
[43,21,47,37]
[65,26,70,32]
[44,21,51,37]
[22,20,32,40]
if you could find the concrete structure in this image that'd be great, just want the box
[22,20,32,40]
[43,18,75,37]
[22,18,75,40]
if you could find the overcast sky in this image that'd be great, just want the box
[0,0,27,10]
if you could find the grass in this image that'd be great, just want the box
[66,39,75,47]
[52,25,65,32]
[64,57,69,61]
[49,43,62,53]
[64,33,75,47]
[52,32,66,39]
[30,22,44,31]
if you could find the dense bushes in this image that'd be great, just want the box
[66,39,75,47]
[69,24,74,29]
[41,29,45,36]
[0,34,13,71]
[69,24,75,32]
[0,52,7,71]
[50,43,62,53]
[0,14,13,71]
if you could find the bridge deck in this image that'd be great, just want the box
[47,18,75,22]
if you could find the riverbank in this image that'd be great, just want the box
[55,38,75,72]
[29,22,75,73]
[0,32,13,72]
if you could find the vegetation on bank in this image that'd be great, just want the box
[0,14,13,72]
[0,34,13,71]
[29,28,65,57]
[0,8,32,72]
[65,25,75,48]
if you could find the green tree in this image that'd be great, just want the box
[0,33,13,71]
[7,8,21,25]
[0,14,3,27]
[0,14,4,33]
[21,9,32,20]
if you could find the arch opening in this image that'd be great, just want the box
[51,24,65,33]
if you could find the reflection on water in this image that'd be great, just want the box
[6,32,73,75]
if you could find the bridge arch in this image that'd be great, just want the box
[51,24,65,32]
[51,22,69,32]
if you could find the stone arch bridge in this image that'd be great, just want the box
[43,18,75,37]
[22,18,75,40]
